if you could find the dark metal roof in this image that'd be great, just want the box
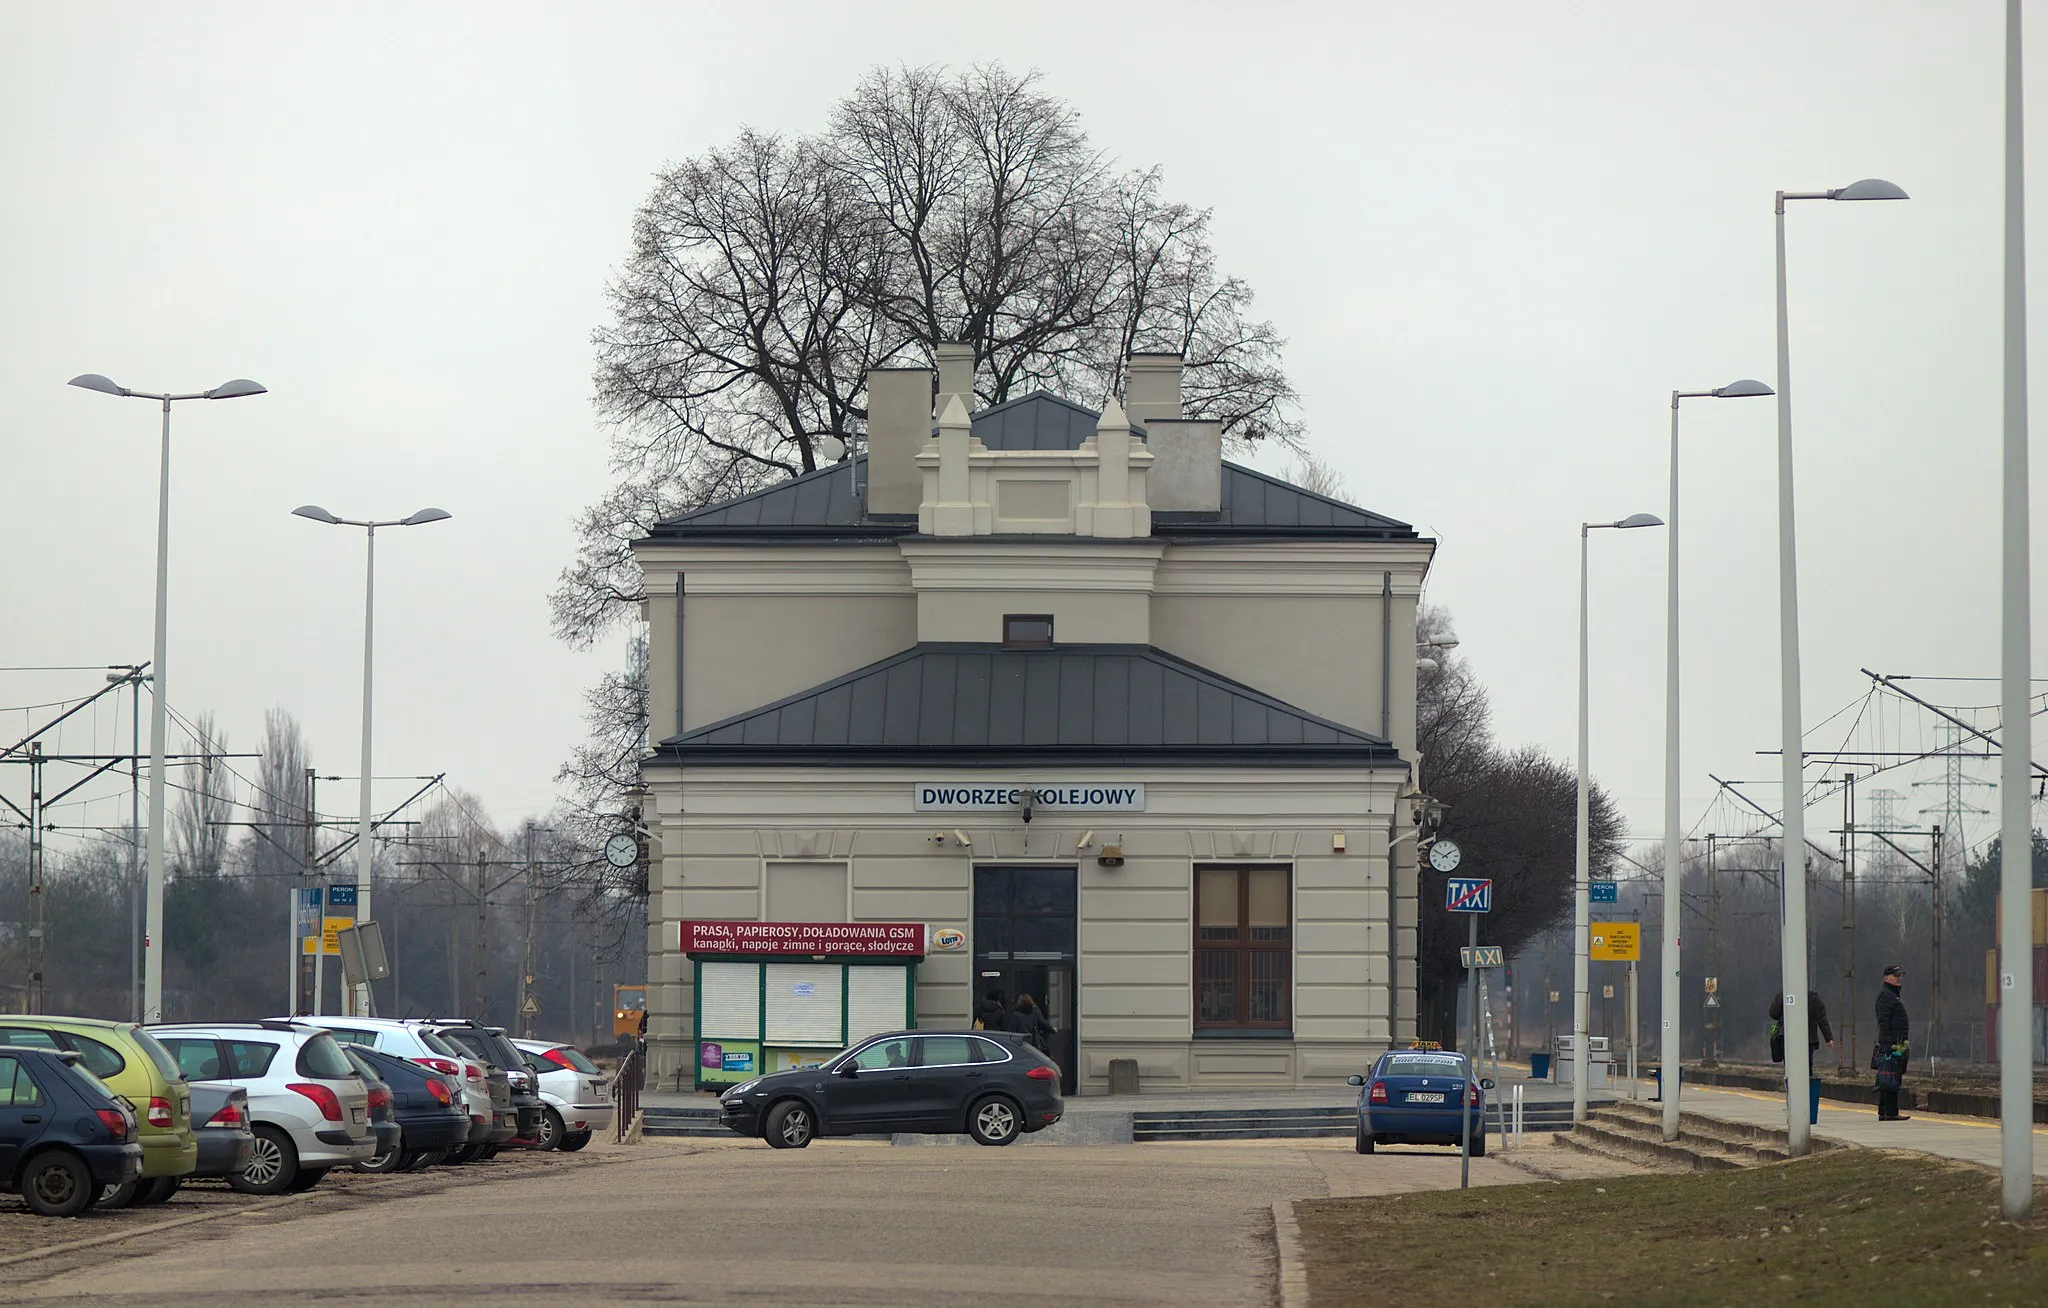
[643,393,1415,542]
[650,643,1400,768]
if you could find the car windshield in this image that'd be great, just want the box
[548,1046,601,1075]
[69,1062,121,1102]
[1382,1055,1467,1078]
[467,1029,527,1070]
[417,1030,460,1057]
[296,1032,359,1080]
[343,1049,384,1085]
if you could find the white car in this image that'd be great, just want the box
[511,1039,612,1151]
[284,1016,510,1156]
[149,1021,374,1193]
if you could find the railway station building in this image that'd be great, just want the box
[631,348,1434,1094]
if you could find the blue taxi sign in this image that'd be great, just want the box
[1445,878,1491,913]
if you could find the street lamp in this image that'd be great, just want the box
[292,504,452,1015]
[1574,512,1662,1126]
[1772,176,1907,1155]
[1659,379,1771,1141]
[69,372,266,1021]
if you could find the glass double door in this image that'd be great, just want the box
[973,865,1077,1095]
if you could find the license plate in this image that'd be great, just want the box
[352,1107,366,1124]
[1408,1092,1445,1104]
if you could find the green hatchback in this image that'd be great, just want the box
[0,1017,196,1203]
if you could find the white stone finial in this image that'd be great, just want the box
[939,393,973,430]
[1097,395,1130,431]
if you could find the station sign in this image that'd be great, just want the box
[914,783,1144,812]
[680,920,927,957]
[1590,922,1641,961]
[1589,881,1618,904]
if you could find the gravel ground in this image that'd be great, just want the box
[0,1145,610,1265]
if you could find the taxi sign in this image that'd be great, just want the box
[1459,945,1505,969]
[1399,1040,1444,1051]
[1590,921,1641,961]
[1444,878,1491,913]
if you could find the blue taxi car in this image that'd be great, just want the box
[1348,1044,1493,1155]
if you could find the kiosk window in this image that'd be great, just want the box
[1195,866,1292,1030]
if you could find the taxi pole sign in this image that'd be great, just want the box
[1459,945,1505,969]
[1439,875,1491,1189]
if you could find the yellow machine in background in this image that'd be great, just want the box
[613,984,647,1040]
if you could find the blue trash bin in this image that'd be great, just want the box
[1530,1052,1551,1081]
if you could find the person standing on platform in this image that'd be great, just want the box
[1873,964,1911,1122]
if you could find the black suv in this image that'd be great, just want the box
[1,1046,144,1216]
[409,1021,544,1145]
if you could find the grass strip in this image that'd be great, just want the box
[1298,1149,2048,1307]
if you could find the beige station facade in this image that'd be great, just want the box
[632,347,1435,1094]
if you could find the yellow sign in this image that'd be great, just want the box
[1590,922,1640,962]
[301,916,352,956]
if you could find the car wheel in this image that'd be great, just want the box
[99,1177,143,1209]
[1355,1129,1374,1155]
[352,1143,404,1174]
[763,1100,814,1149]
[449,1143,488,1164]
[22,1151,97,1218]
[229,1125,299,1195]
[557,1130,592,1153]
[535,1107,565,1151]
[479,1144,501,1160]
[134,1176,181,1205]
[285,1166,329,1193]
[968,1095,1021,1146]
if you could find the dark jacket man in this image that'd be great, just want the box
[1874,964,1911,1121]
[1769,991,1835,1052]
[975,989,1010,1033]
[1010,994,1055,1052]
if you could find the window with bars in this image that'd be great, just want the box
[1194,866,1291,1032]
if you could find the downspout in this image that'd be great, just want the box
[1380,571,1399,1039]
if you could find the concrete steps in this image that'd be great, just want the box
[1132,1106,1355,1142]
[642,1105,729,1138]
[1559,1099,1838,1170]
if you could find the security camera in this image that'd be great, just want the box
[1077,830,1094,851]
[929,831,946,844]
[953,829,971,847]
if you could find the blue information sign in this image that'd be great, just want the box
[1589,881,1618,904]
[1445,878,1491,913]
[326,884,359,909]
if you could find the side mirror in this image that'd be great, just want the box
[1480,1078,1496,1091]
[837,1064,861,1079]
[1345,1074,1364,1086]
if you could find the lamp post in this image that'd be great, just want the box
[1572,513,1671,1129]
[1574,512,1663,1125]
[1771,175,1907,1155]
[1996,0,2034,1222]
[68,373,266,1022]
[292,504,452,1016]
[1660,380,1772,1141]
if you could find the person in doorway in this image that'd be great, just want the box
[1767,991,1835,1065]
[1874,964,1911,1121]
[975,987,1010,1033]
[1011,993,1055,1053]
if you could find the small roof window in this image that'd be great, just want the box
[1002,614,1054,649]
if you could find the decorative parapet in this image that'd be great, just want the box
[917,395,1153,538]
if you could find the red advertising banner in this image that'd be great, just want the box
[680,920,927,958]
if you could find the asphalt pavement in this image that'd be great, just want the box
[0,1136,1607,1305]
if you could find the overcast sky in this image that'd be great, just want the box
[3,1,2042,862]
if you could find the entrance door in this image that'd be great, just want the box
[973,865,1078,1095]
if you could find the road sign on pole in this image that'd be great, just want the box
[1589,880,1618,904]
[1445,878,1492,913]
[1590,922,1641,961]
[1459,945,1506,968]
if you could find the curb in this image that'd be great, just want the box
[1270,1200,1308,1308]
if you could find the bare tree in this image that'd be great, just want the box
[245,708,312,883]
[171,711,233,880]
[556,61,1302,651]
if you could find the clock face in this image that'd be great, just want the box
[1427,839,1463,872]
[604,833,639,869]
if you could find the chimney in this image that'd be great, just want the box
[1145,418,1222,512]
[864,367,933,516]
[1124,353,1184,427]
[935,342,976,415]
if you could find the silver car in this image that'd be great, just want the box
[285,1016,507,1152]
[150,1021,374,1193]
[511,1039,613,1150]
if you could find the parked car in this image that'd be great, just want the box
[340,1048,404,1172]
[1348,1048,1494,1155]
[342,1046,471,1171]
[0,1016,195,1206]
[511,1039,613,1151]
[149,1021,374,1193]
[0,1046,143,1217]
[718,1031,1063,1149]
[404,1021,543,1146]
[286,1016,510,1156]
[186,1083,255,1182]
